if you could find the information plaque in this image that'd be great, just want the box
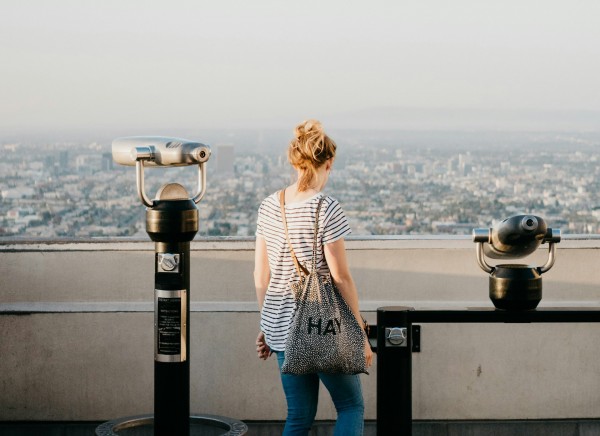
[155,289,187,362]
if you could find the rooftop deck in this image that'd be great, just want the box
[1,236,599,434]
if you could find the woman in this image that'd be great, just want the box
[254,119,373,436]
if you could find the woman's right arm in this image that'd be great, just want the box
[254,235,272,360]
[254,235,270,309]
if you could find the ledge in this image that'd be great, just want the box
[1,234,600,252]
[3,300,600,315]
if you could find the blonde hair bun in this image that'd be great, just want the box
[288,119,337,192]
[294,119,324,140]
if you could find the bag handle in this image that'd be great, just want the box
[280,190,310,277]
[310,196,325,273]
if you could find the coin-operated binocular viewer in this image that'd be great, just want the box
[112,136,211,207]
[99,137,247,436]
[473,215,561,310]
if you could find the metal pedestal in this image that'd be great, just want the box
[97,184,247,436]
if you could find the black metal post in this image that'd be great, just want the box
[377,307,413,436]
[373,306,600,434]
[146,191,199,436]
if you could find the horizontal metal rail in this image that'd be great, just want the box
[376,306,600,436]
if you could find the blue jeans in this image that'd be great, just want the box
[275,351,365,436]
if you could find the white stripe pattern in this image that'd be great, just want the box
[255,191,352,351]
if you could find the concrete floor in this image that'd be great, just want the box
[2,420,600,436]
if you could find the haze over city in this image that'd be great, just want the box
[1,1,599,135]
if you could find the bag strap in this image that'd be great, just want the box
[310,196,326,273]
[282,193,368,336]
[280,190,310,277]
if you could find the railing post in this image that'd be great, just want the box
[377,306,413,436]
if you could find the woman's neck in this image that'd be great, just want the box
[287,162,330,203]
[284,183,321,204]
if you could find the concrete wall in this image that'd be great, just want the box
[1,236,600,422]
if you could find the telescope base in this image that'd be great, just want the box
[489,265,542,311]
[95,414,248,436]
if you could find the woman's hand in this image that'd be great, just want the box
[256,331,272,360]
[364,337,374,369]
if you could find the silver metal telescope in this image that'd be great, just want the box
[112,136,211,207]
[112,136,210,167]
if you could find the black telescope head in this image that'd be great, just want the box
[473,215,561,259]
[489,215,547,259]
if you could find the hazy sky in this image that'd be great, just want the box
[1,0,599,133]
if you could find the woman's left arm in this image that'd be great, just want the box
[323,238,361,321]
[324,238,373,368]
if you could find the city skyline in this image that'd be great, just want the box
[2,130,600,239]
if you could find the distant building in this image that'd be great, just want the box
[216,144,235,175]
[1,187,36,199]
[102,153,113,172]
[75,154,102,174]
[59,150,69,169]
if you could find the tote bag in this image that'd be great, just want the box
[279,191,368,375]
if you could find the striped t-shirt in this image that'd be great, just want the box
[255,191,352,352]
